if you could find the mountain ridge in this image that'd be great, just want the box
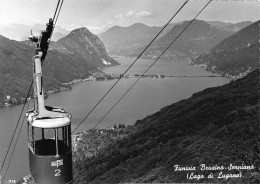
[0,28,118,107]
[98,20,251,58]
[219,21,253,32]
[58,27,119,67]
[0,23,70,41]
[191,20,259,78]
[98,23,175,55]
[139,19,233,59]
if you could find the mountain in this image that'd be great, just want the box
[73,69,259,184]
[218,21,253,32]
[0,35,34,105]
[20,32,66,42]
[0,28,118,107]
[207,21,253,33]
[0,23,33,41]
[139,19,233,59]
[191,20,259,78]
[98,23,162,55]
[0,23,70,41]
[206,21,233,29]
[58,27,118,67]
[52,32,67,42]
[98,23,181,56]
[89,26,110,35]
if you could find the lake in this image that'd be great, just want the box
[0,58,230,182]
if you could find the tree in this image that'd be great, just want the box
[235,137,260,184]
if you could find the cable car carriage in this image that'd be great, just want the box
[26,107,73,184]
[26,17,73,184]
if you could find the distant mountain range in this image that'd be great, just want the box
[21,32,67,42]
[0,23,70,41]
[206,21,233,28]
[99,23,161,55]
[0,19,257,107]
[98,20,251,57]
[0,20,252,53]
[72,69,259,184]
[98,23,180,56]
[0,28,118,107]
[191,20,259,78]
[138,19,233,59]
[207,21,253,32]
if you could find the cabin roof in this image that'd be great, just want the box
[29,117,71,128]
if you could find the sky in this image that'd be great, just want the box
[0,0,259,33]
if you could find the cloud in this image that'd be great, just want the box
[115,14,124,19]
[136,11,152,17]
[115,10,153,20]
[125,11,135,17]
[109,10,155,26]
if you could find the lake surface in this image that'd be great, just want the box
[0,58,230,182]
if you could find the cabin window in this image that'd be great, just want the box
[28,123,34,153]
[30,125,71,156]
[34,128,56,156]
[57,126,71,155]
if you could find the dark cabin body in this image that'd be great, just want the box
[27,115,73,184]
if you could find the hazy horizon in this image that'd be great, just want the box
[0,0,258,34]
[0,18,257,42]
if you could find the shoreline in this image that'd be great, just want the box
[0,58,231,109]
[1,57,233,183]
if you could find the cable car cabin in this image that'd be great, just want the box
[27,115,73,184]
[27,16,73,184]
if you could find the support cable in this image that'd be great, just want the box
[1,99,32,184]
[53,0,64,27]
[0,81,33,183]
[53,0,61,22]
[0,0,64,181]
[92,0,213,129]
[0,81,33,173]
[72,0,189,134]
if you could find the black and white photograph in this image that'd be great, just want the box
[0,0,259,183]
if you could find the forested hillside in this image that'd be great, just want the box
[0,27,118,107]
[191,20,259,78]
[73,70,259,184]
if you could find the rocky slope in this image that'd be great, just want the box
[191,20,259,78]
[73,69,259,184]
[58,27,118,67]
[0,28,118,107]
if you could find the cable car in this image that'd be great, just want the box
[27,109,73,184]
[26,18,73,184]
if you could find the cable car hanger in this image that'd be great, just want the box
[25,0,73,183]
[26,18,74,183]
